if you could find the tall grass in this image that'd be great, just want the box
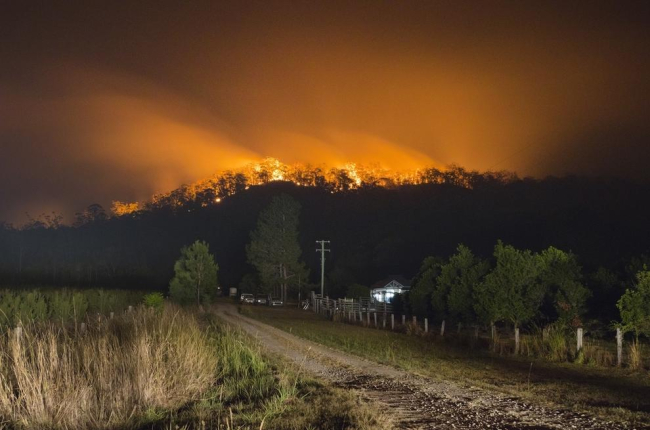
[0,305,217,429]
[629,341,643,370]
[520,323,570,362]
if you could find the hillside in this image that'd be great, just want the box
[1,172,649,308]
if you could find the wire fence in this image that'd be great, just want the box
[310,294,648,369]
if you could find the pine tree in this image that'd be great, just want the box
[169,240,219,306]
[247,194,307,303]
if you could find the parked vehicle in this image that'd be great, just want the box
[269,297,283,307]
[240,293,254,304]
[255,294,268,305]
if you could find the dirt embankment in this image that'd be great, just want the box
[215,304,631,430]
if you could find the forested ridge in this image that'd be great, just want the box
[1,171,649,310]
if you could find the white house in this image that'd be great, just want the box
[370,276,411,303]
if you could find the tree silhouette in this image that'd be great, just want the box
[409,256,443,318]
[475,241,544,328]
[538,247,589,327]
[169,240,218,306]
[441,244,489,324]
[246,194,307,303]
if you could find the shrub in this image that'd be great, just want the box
[169,241,219,306]
[0,289,147,327]
[618,269,650,342]
[143,292,165,311]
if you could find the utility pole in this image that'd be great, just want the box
[315,240,330,296]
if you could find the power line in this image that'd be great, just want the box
[315,240,330,297]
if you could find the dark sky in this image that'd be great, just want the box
[1,1,649,223]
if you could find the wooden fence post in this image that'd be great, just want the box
[402,315,406,326]
[128,305,133,313]
[374,312,377,328]
[110,311,114,319]
[514,328,520,355]
[576,328,583,353]
[412,315,417,326]
[80,322,87,334]
[391,314,395,330]
[15,325,22,343]
[424,318,428,333]
[616,328,623,367]
[491,323,496,340]
[382,313,386,329]
[440,320,445,336]
[367,311,370,327]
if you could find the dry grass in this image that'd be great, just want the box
[629,341,643,370]
[0,305,217,429]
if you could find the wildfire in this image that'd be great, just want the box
[110,158,516,216]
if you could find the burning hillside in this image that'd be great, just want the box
[111,158,517,216]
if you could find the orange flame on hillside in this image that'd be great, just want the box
[111,158,517,216]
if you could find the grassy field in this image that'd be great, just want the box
[0,299,388,430]
[240,304,650,427]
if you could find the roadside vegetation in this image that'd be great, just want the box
[0,288,146,326]
[388,242,650,370]
[0,295,387,430]
[0,305,215,429]
[241,305,650,427]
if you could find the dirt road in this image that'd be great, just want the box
[214,304,631,430]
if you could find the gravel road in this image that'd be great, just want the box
[214,303,635,430]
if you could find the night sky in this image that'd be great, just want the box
[1,1,649,223]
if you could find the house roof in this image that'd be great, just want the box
[371,275,412,290]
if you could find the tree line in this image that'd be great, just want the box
[398,242,650,341]
[1,170,649,319]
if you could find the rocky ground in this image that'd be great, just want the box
[214,304,635,430]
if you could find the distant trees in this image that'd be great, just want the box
[169,241,219,306]
[1,166,649,321]
[346,283,370,299]
[409,241,593,333]
[246,194,308,303]
[238,273,258,295]
[74,204,107,227]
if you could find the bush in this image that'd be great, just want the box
[143,292,165,311]
[345,283,370,299]
[0,288,146,326]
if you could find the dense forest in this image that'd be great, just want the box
[1,162,649,323]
